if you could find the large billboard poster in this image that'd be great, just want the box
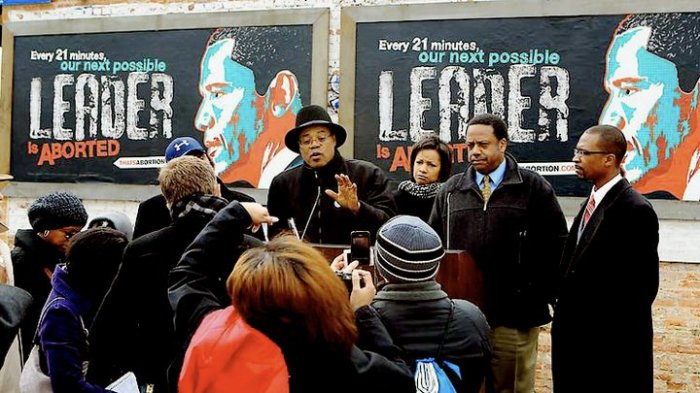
[11,25,312,187]
[354,12,700,200]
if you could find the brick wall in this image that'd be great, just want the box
[653,262,700,392]
[2,1,699,392]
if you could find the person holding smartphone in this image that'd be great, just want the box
[349,215,492,393]
[170,202,414,393]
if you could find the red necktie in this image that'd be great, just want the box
[582,195,596,228]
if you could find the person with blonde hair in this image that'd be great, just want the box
[89,156,230,393]
[172,201,414,392]
[133,136,255,239]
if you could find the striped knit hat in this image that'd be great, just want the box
[374,215,445,283]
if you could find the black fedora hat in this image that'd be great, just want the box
[284,105,347,153]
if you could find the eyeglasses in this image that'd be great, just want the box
[57,229,80,240]
[299,133,331,147]
[573,148,612,157]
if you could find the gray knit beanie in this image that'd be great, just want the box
[374,215,445,283]
[28,192,88,231]
[88,212,134,241]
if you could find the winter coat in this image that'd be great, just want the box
[39,265,111,393]
[359,281,491,393]
[12,229,65,360]
[0,284,31,364]
[169,202,415,393]
[132,179,255,239]
[1,239,31,392]
[267,152,396,244]
[429,153,568,328]
[88,195,229,392]
[179,306,288,393]
[167,202,263,393]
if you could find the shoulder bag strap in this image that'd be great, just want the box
[33,296,65,344]
[435,300,455,361]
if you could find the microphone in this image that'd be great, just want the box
[301,171,322,241]
[446,191,452,250]
[287,218,300,240]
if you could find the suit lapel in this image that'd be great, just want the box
[565,179,631,277]
[561,205,584,278]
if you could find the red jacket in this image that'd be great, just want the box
[179,306,288,393]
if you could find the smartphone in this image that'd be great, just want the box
[350,231,371,266]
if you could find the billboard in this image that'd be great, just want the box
[348,10,700,200]
[8,14,325,188]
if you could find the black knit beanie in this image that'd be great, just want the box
[28,192,88,231]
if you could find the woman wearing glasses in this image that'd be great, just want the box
[12,192,88,361]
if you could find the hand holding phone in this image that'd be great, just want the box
[350,270,376,311]
[331,250,358,273]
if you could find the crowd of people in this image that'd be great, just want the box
[0,105,659,393]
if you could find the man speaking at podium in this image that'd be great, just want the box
[267,105,396,244]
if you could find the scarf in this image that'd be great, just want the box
[374,281,448,301]
[170,194,229,221]
[398,180,443,199]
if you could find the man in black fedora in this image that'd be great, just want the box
[267,104,396,244]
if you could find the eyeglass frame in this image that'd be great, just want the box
[573,148,612,157]
[55,228,81,240]
[298,131,333,148]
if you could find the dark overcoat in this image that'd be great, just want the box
[552,178,659,393]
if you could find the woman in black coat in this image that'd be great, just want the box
[12,192,88,360]
[393,135,453,222]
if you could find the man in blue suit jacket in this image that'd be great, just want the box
[552,125,659,393]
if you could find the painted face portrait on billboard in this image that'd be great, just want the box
[195,27,304,188]
[600,13,700,200]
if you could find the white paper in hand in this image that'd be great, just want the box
[106,371,139,393]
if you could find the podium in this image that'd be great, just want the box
[312,244,484,309]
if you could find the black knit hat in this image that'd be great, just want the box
[28,192,88,231]
[284,105,347,153]
[374,215,445,283]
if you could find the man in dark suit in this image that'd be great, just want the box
[552,125,659,393]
